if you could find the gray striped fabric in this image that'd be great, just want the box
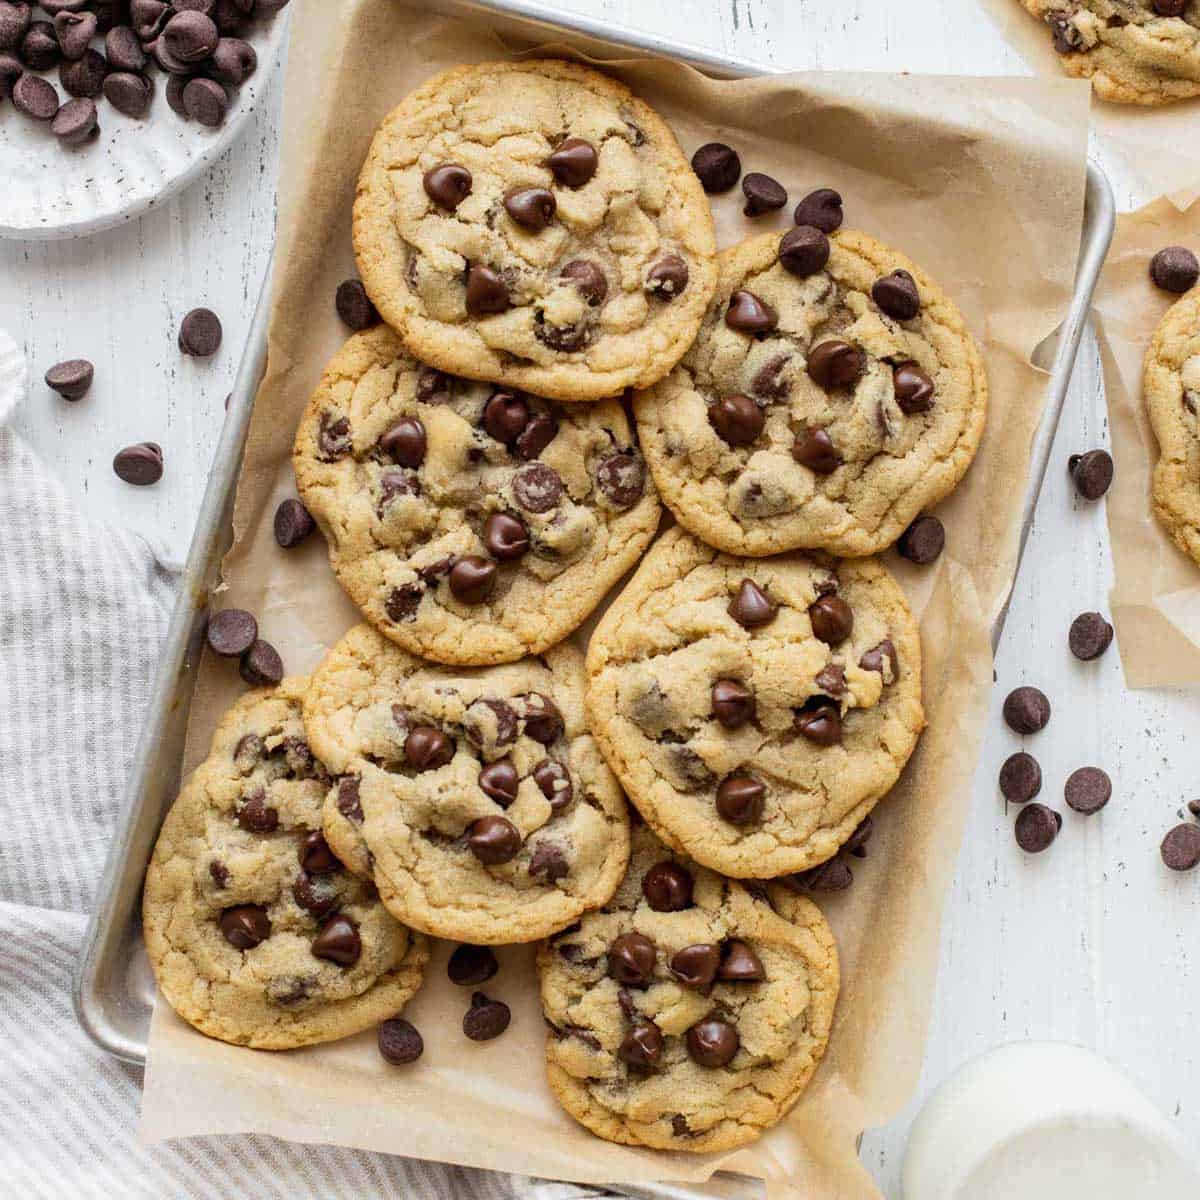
[0,334,604,1200]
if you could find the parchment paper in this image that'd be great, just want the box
[979,0,1200,207]
[1092,197,1200,688]
[138,3,1091,1196]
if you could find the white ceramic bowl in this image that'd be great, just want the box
[0,7,289,241]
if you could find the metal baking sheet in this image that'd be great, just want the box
[73,1,1116,1189]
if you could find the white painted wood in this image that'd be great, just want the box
[3,4,1197,1196]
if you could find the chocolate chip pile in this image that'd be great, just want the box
[0,0,289,147]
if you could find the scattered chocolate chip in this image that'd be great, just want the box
[859,639,899,683]
[273,498,315,548]
[809,594,853,645]
[53,11,96,60]
[12,71,58,119]
[708,394,763,446]
[1014,803,1061,853]
[112,441,163,486]
[335,279,378,330]
[793,187,843,232]
[691,141,740,192]
[529,840,569,882]
[512,462,564,514]
[816,663,847,697]
[618,1020,663,1067]
[686,1017,738,1067]
[104,70,153,118]
[423,162,471,210]
[104,25,145,73]
[1067,449,1113,501]
[545,135,597,187]
[999,752,1042,803]
[718,940,764,982]
[448,943,498,987]
[645,254,689,300]
[642,860,693,911]
[299,830,338,874]
[59,48,106,99]
[1150,245,1199,295]
[533,759,572,810]
[463,991,511,1041]
[50,94,97,144]
[1068,612,1114,661]
[751,352,791,399]
[669,943,720,989]
[206,608,257,657]
[872,269,921,320]
[560,258,607,305]
[742,171,786,216]
[312,914,361,966]
[711,679,754,729]
[238,639,283,687]
[163,9,218,62]
[237,791,278,834]
[595,452,645,509]
[1162,823,1200,871]
[504,186,556,231]
[898,514,945,565]
[378,1018,423,1065]
[45,358,93,400]
[0,52,20,101]
[793,428,841,474]
[716,774,765,825]
[514,413,558,460]
[779,226,830,277]
[19,21,58,72]
[336,776,362,821]
[465,264,510,316]
[522,693,563,744]
[385,584,422,623]
[483,512,529,561]
[207,35,256,85]
[795,698,842,745]
[1064,766,1111,815]
[790,856,854,891]
[728,578,776,629]
[219,904,269,949]
[179,307,222,357]
[448,555,497,605]
[1003,686,1051,735]
[725,289,777,335]
[807,339,863,389]
[468,814,521,865]
[894,362,935,414]
[405,725,453,771]
[608,931,656,986]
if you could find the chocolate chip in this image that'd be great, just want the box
[872,269,921,320]
[560,259,607,305]
[816,663,847,696]
[793,428,841,474]
[790,857,854,891]
[465,264,510,316]
[131,0,170,41]
[1162,823,1200,871]
[463,991,511,1041]
[533,759,572,811]
[1150,245,1199,294]
[448,943,498,986]
[477,759,519,808]
[718,940,764,982]
[19,21,58,72]
[645,254,689,300]
[273,498,315,548]
[405,725,453,771]
[894,362,934,414]
[112,441,163,485]
[12,71,58,119]
[595,452,645,509]
[691,141,740,192]
[999,752,1042,803]
[807,339,863,389]
[779,226,830,277]
[716,774,765,825]
[608,931,656,986]
[728,578,776,629]
[53,10,96,60]
[219,904,269,949]
[514,413,558,460]
[179,308,222,357]
[59,48,107,98]
[642,860,693,911]
[423,162,471,209]
[482,391,529,444]
[686,1017,738,1067]
[522,692,563,744]
[795,697,842,745]
[379,417,426,469]
[104,70,153,117]
[742,171,786,216]
[209,859,228,888]
[0,51,20,100]
[182,76,227,126]
[859,639,899,683]
[512,462,563,514]
[711,679,754,729]
[809,595,853,645]
[206,608,257,657]
[844,815,874,857]
[898,514,945,564]
[1067,449,1113,501]
[1064,766,1111,815]
[318,413,351,459]
[1003,686,1051,735]
[50,95,97,144]
[725,290,777,335]
[105,25,146,73]
[385,584,422,623]
[504,186,556,231]
[482,511,529,561]
[238,639,283,687]
[529,841,569,882]
[1014,803,1061,853]
[1068,612,1114,661]
[707,394,763,446]
[163,9,218,61]
[336,776,362,821]
[618,1020,663,1067]
[1153,0,1188,13]
[378,1018,423,1065]
[233,732,263,771]
[237,791,278,833]
[207,35,256,86]
[468,814,521,865]
[0,3,30,53]
[793,187,843,232]
[299,830,338,873]
[335,279,378,330]
[312,914,361,966]
[448,555,496,605]
[545,136,597,187]
[45,358,93,400]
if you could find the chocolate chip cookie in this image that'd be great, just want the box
[634,228,987,557]
[585,527,924,878]
[1019,1,1200,105]
[538,825,838,1153]
[352,58,717,402]
[293,327,660,665]
[303,624,631,944]
[1144,284,1200,567]
[142,677,429,1050]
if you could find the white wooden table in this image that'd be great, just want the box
[3,3,1198,1195]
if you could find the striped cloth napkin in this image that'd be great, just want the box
[0,329,602,1200]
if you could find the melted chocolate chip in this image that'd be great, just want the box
[478,759,519,807]
[893,362,934,414]
[807,340,863,389]
[642,860,693,911]
[595,452,646,509]
[560,259,607,305]
[718,940,765,981]
[608,931,656,986]
[645,255,689,300]
[686,1017,739,1067]
[793,428,841,474]
[795,697,843,745]
[533,759,573,810]
[728,578,776,628]
[670,943,721,989]
[467,814,521,864]
[716,774,765,825]
[504,186,556,231]
[405,725,454,771]
[808,594,854,645]
[423,163,472,210]
[448,556,498,605]
[512,463,564,513]
[219,904,270,950]
[545,136,597,188]
[711,679,755,729]
[483,512,529,560]
[618,1020,664,1067]
[725,290,777,335]
[380,417,426,467]
[872,269,921,320]
[708,394,764,446]
[465,264,510,316]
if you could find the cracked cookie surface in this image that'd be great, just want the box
[1018,1,1200,104]
[304,624,630,944]
[585,528,924,878]
[352,58,717,402]
[634,228,987,558]
[538,824,838,1153]
[143,677,428,1049]
[293,327,660,666]
[1145,286,1200,566]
